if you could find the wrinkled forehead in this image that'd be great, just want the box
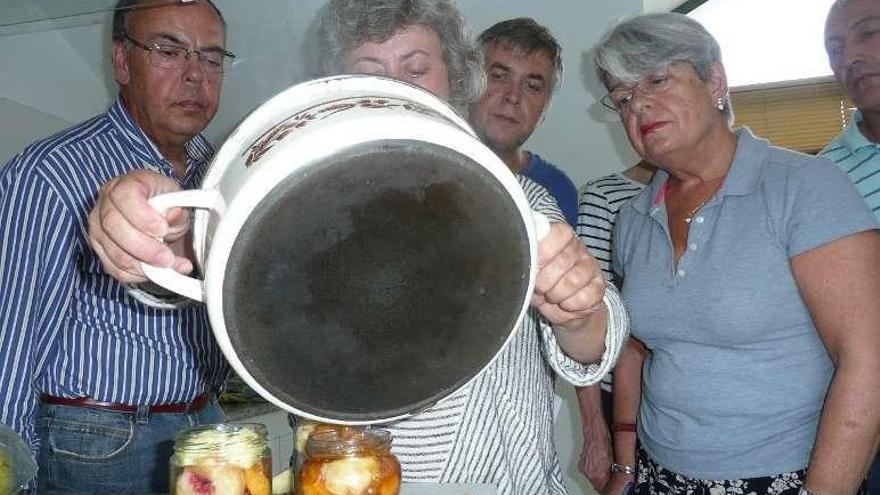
[602,65,666,91]
[128,2,225,42]
[347,24,443,61]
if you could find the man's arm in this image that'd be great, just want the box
[0,163,77,455]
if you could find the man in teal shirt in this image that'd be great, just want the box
[824,0,880,491]
[823,0,880,222]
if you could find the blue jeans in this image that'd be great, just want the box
[868,453,880,495]
[35,399,224,493]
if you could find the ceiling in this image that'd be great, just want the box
[644,0,691,13]
[0,0,692,36]
[0,0,182,36]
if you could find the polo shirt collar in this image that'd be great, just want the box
[839,110,877,152]
[631,126,767,216]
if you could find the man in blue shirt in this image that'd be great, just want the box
[0,0,233,491]
[823,0,880,491]
[469,18,579,228]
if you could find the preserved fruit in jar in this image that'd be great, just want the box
[297,427,400,495]
[171,423,272,495]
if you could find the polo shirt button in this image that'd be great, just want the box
[694,216,704,224]
[677,269,686,277]
[689,243,698,251]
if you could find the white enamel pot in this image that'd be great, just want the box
[142,75,548,424]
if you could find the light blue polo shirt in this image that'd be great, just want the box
[612,128,878,480]
[821,110,880,222]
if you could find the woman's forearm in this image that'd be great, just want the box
[805,355,880,494]
[611,339,646,467]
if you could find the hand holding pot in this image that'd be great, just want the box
[532,222,608,363]
[88,169,192,284]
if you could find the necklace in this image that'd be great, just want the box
[657,179,725,224]
[684,197,711,224]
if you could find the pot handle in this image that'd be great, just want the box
[532,210,550,241]
[139,190,222,303]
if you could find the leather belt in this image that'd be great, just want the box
[40,392,212,414]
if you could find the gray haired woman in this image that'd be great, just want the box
[595,12,880,495]
[315,0,485,110]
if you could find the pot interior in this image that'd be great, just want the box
[223,140,531,422]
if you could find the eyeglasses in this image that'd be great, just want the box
[600,67,672,114]
[123,33,236,74]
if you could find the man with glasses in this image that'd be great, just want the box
[0,0,233,491]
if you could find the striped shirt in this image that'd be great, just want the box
[383,176,630,495]
[576,172,645,391]
[821,110,880,221]
[0,97,229,453]
[577,173,646,279]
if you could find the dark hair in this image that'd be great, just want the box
[316,0,485,109]
[112,0,226,41]
[478,17,563,91]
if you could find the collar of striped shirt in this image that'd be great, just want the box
[106,95,215,183]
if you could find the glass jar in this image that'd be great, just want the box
[0,424,37,495]
[170,423,272,495]
[291,421,350,494]
[297,427,400,495]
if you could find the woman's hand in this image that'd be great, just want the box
[532,222,606,327]
[579,417,612,490]
[532,222,608,363]
[601,472,635,495]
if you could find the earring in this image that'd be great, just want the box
[716,97,725,112]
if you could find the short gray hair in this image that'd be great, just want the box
[593,12,733,123]
[112,0,226,42]
[316,0,485,109]
[478,17,563,93]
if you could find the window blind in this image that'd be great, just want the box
[730,77,854,154]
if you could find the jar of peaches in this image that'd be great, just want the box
[171,423,272,495]
[297,426,400,495]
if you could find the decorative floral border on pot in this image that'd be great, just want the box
[243,97,442,167]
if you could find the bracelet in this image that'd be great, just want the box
[798,488,816,495]
[610,422,637,433]
[611,462,637,475]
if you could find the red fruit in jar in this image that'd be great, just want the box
[175,467,214,495]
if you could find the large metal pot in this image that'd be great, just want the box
[142,75,547,424]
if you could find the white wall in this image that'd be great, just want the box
[0,0,643,185]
